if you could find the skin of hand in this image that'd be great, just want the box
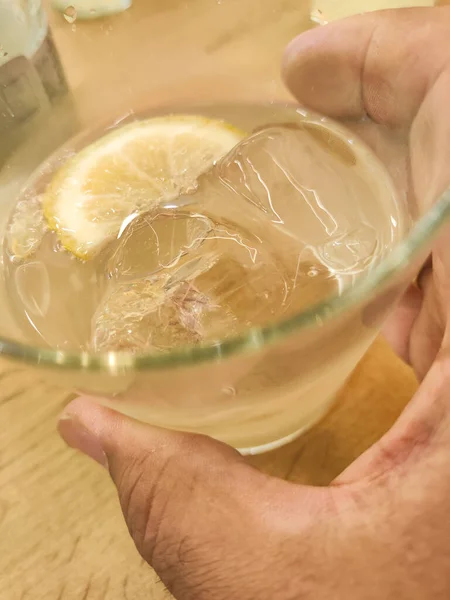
[58,7,450,600]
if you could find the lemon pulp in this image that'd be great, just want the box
[42,115,244,259]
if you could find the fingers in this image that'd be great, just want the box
[283,7,450,204]
[58,396,328,600]
[408,275,446,379]
[381,283,423,366]
[283,7,450,126]
[283,15,374,120]
[334,348,450,487]
[284,7,450,372]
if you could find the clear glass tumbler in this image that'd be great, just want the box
[0,0,449,455]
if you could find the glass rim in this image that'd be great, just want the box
[1,189,449,373]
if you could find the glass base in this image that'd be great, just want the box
[238,402,332,456]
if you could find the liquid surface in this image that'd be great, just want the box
[2,103,406,354]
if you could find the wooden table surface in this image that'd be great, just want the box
[0,1,421,599]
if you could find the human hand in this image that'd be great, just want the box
[284,6,450,381]
[59,8,450,600]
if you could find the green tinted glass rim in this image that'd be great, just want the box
[0,189,449,373]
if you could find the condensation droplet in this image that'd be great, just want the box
[63,5,77,23]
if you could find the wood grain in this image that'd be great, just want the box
[0,1,422,598]
[0,339,417,600]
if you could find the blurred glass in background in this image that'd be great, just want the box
[0,0,68,165]
[311,0,437,24]
[51,0,131,20]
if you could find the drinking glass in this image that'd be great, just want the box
[0,0,449,455]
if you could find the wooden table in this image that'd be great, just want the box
[0,1,420,598]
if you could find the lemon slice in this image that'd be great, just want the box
[43,116,244,260]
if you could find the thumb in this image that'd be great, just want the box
[58,397,324,600]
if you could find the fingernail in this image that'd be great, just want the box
[58,416,108,468]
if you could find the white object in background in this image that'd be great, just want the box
[51,0,132,20]
[311,0,435,24]
[0,0,48,67]
[0,0,69,165]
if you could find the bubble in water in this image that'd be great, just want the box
[6,195,47,262]
[63,5,77,23]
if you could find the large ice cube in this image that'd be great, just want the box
[92,275,238,352]
[91,209,296,352]
[211,123,398,249]
[106,211,213,282]
[91,123,400,353]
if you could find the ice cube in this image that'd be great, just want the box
[107,211,213,282]
[92,214,297,354]
[91,275,237,353]
[213,123,361,239]
[109,122,395,290]
[92,123,398,353]
[14,261,50,318]
[92,202,299,353]
[5,230,108,349]
[166,124,396,268]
